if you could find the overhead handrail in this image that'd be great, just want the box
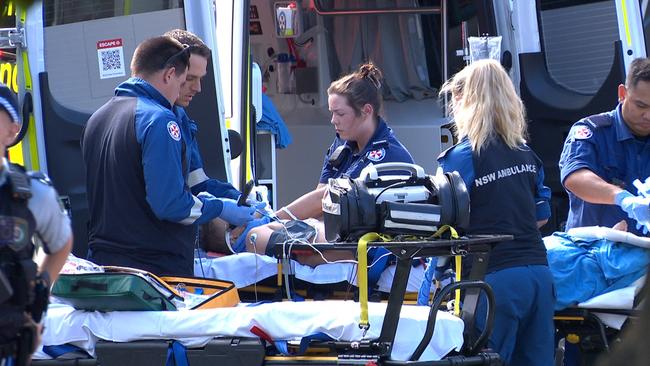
[313,0,441,16]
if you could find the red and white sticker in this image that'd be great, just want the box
[367,148,386,162]
[96,38,125,79]
[167,121,181,141]
[573,125,593,140]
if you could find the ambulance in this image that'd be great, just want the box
[1,0,645,257]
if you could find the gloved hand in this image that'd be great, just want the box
[233,216,272,253]
[218,198,264,226]
[615,190,650,235]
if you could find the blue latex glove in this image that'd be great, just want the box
[233,216,272,253]
[218,198,263,226]
[615,190,650,235]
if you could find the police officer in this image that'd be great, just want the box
[438,60,554,365]
[274,62,414,221]
[81,36,259,277]
[0,83,73,365]
[560,57,650,235]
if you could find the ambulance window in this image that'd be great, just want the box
[44,0,184,26]
[538,0,620,94]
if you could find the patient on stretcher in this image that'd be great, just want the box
[545,220,650,310]
[200,217,355,267]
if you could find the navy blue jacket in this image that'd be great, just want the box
[559,106,650,236]
[82,78,235,276]
[439,137,551,272]
[319,118,414,183]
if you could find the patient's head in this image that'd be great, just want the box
[200,218,245,253]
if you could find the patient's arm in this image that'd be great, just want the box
[612,220,628,231]
[275,185,327,220]
[244,219,355,267]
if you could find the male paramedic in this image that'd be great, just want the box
[163,29,245,201]
[81,36,258,276]
[559,57,650,236]
[0,83,73,363]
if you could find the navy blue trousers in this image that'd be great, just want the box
[475,265,556,365]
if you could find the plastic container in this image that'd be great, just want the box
[276,53,292,94]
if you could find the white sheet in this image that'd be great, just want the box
[193,253,425,293]
[35,300,464,362]
[575,276,646,329]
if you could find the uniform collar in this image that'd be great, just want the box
[614,104,635,142]
[343,117,390,155]
[115,77,174,110]
[0,157,10,187]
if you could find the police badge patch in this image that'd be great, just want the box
[573,125,592,140]
[367,148,386,162]
[167,121,182,141]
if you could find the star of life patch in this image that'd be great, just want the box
[573,125,592,140]
[367,148,386,162]
[167,121,181,141]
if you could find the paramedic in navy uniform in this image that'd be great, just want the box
[273,62,414,222]
[437,59,554,365]
[560,57,650,236]
[81,36,258,276]
[163,30,248,204]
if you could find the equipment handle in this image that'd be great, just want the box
[361,162,426,181]
[238,180,255,206]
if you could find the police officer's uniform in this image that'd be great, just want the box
[319,117,414,183]
[439,137,554,366]
[559,105,650,236]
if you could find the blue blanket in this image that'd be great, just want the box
[544,232,649,310]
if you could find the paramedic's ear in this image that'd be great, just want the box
[618,84,627,103]
[362,104,373,117]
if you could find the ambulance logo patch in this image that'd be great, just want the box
[167,121,181,141]
[367,148,386,162]
[573,126,592,140]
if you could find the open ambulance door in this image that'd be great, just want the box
[14,0,233,258]
[496,0,646,233]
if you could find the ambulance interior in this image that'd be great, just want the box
[38,0,489,258]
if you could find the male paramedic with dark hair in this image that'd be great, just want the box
[0,83,72,363]
[81,36,258,277]
[163,29,247,206]
[560,57,650,235]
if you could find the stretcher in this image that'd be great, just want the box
[550,227,649,363]
[33,234,510,366]
[193,251,427,301]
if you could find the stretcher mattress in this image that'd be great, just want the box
[193,252,425,293]
[35,300,464,362]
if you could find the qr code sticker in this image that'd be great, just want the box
[101,49,122,71]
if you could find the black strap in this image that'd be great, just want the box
[7,164,32,201]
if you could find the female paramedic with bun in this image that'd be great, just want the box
[273,61,414,222]
[203,62,415,263]
[437,59,554,365]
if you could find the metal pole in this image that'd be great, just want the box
[442,0,448,117]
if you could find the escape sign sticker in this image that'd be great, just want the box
[97,38,126,79]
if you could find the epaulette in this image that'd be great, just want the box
[583,113,613,128]
[370,139,389,149]
[437,145,454,160]
[7,163,32,200]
